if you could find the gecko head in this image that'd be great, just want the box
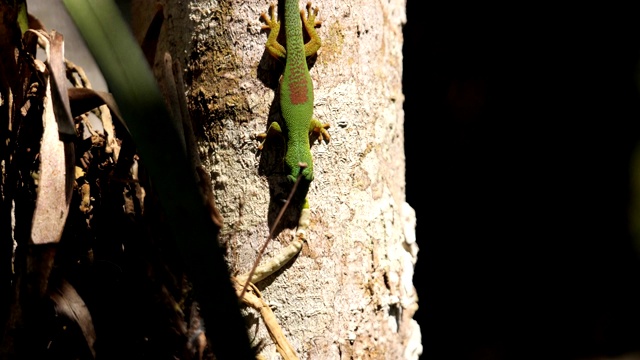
[288,161,313,184]
[284,162,313,204]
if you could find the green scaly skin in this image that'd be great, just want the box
[259,1,330,199]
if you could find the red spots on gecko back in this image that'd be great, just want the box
[287,59,309,105]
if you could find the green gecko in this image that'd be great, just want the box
[237,2,329,343]
[258,0,330,201]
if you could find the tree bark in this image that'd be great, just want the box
[131,0,421,358]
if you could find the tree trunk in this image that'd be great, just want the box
[132,0,420,358]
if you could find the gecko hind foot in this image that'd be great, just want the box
[261,3,286,59]
[301,1,322,57]
[302,2,321,28]
[260,3,278,30]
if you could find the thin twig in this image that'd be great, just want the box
[238,164,306,299]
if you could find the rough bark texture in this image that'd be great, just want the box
[131,1,421,358]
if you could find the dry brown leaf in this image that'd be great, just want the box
[24,29,74,244]
[67,87,122,121]
[49,279,96,359]
[234,279,299,360]
[47,31,75,138]
[67,86,123,161]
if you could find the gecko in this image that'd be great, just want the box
[239,0,329,304]
[258,0,330,203]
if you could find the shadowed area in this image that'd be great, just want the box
[405,2,640,359]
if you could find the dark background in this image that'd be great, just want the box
[404,2,640,359]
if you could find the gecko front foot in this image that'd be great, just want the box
[310,119,330,144]
[256,121,283,150]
